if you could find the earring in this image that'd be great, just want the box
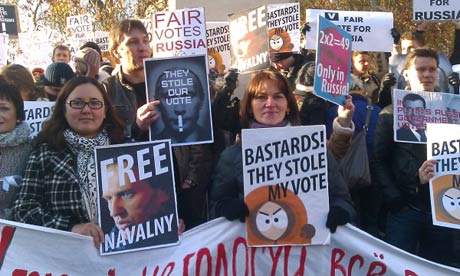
[286,110,290,116]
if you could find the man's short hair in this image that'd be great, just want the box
[52,45,70,60]
[108,19,148,61]
[402,93,426,108]
[404,47,439,70]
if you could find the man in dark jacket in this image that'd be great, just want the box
[372,48,455,266]
[104,19,158,140]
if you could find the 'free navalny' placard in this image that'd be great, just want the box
[95,140,179,255]
[228,5,270,73]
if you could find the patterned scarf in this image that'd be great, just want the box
[0,122,30,148]
[64,129,109,222]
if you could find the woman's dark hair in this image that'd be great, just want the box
[35,76,125,149]
[0,75,25,121]
[239,69,300,129]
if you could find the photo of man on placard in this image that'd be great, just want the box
[397,93,427,142]
[145,55,213,145]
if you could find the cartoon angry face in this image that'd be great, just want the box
[269,35,284,51]
[255,201,289,241]
[442,187,460,220]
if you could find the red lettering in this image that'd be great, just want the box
[250,247,257,276]
[348,255,364,275]
[330,248,346,276]
[366,261,386,276]
[215,243,228,276]
[404,269,418,276]
[182,252,195,276]
[196,248,212,276]
[269,247,283,275]
[232,237,248,276]
[12,269,28,276]
[107,268,115,276]
[151,266,159,276]
[12,269,69,276]
[161,262,174,276]
[0,226,15,267]
[292,247,307,276]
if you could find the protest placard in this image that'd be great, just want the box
[427,123,460,229]
[242,125,329,247]
[267,3,300,54]
[66,14,94,39]
[206,21,231,75]
[0,33,7,67]
[228,5,270,73]
[413,0,460,21]
[152,7,207,57]
[0,5,20,37]
[304,9,393,52]
[393,89,460,144]
[313,15,351,106]
[144,54,213,146]
[95,140,179,255]
[23,101,55,137]
[16,31,54,68]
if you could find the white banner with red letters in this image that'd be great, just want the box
[0,218,459,275]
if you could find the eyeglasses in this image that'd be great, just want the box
[67,99,104,109]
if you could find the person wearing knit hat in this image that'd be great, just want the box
[31,67,45,82]
[74,47,101,79]
[39,62,75,101]
[270,51,313,89]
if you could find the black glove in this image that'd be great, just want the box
[391,28,401,45]
[223,199,249,222]
[326,206,350,233]
[448,72,459,87]
[382,73,396,87]
[386,197,406,214]
[209,68,219,81]
[301,22,311,35]
[224,69,239,91]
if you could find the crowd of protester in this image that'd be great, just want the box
[0,15,460,268]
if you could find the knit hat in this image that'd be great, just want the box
[79,41,103,62]
[39,62,75,87]
[74,47,101,76]
[32,67,44,74]
[294,61,315,95]
[270,51,294,62]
